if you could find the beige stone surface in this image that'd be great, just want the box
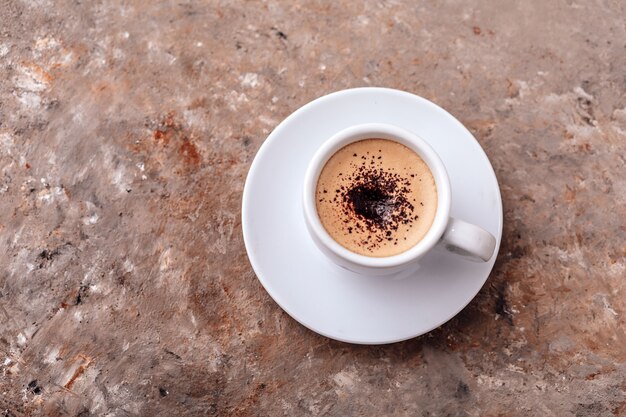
[1,0,625,416]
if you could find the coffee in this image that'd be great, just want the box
[315,139,437,257]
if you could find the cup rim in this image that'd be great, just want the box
[303,123,452,269]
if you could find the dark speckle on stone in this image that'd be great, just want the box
[455,381,470,399]
[159,387,168,397]
[39,249,55,261]
[164,349,182,360]
[38,247,61,269]
[495,283,514,326]
[510,245,526,259]
[27,380,42,395]
[273,28,287,40]
[75,284,88,305]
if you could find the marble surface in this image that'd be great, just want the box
[1,0,625,416]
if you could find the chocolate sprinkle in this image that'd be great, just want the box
[330,153,417,251]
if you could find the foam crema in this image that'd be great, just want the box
[315,139,438,257]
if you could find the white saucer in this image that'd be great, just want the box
[242,88,502,345]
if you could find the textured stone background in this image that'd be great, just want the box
[1,0,625,416]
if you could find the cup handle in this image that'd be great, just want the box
[440,217,497,262]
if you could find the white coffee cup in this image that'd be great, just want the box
[303,123,496,276]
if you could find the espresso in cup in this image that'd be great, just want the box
[315,138,437,257]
